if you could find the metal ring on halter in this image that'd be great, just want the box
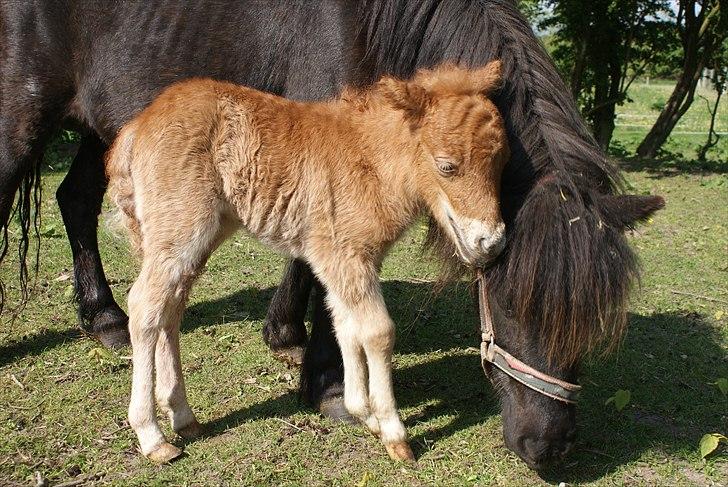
[476,269,581,404]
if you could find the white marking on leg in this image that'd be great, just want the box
[155,325,197,433]
[356,296,406,444]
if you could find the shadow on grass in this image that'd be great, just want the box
[0,327,84,367]
[617,153,728,177]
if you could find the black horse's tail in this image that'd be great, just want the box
[0,160,43,316]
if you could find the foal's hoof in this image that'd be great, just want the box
[385,441,416,462]
[147,442,183,464]
[271,346,305,367]
[319,396,356,424]
[176,420,204,440]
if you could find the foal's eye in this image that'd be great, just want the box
[435,158,457,177]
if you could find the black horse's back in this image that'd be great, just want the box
[67,0,360,140]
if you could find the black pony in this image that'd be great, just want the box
[0,0,663,470]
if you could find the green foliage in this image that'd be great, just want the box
[534,0,677,146]
[605,389,631,411]
[714,378,728,397]
[699,433,727,459]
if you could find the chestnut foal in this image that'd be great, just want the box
[107,61,509,463]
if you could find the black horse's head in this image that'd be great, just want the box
[481,178,664,470]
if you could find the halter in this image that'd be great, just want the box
[476,269,581,404]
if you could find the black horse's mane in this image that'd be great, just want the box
[358,0,640,365]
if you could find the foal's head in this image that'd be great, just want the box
[377,61,509,266]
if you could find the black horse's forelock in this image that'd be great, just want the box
[359,0,636,365]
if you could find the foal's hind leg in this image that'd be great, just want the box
[130,206,232,462]
[127,266,184,463]
[155,317,202,440]
[129,262,205,463]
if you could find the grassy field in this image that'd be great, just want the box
[0,84,727,486]
[612,82,728,163]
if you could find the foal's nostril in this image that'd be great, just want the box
[479,231,506,255]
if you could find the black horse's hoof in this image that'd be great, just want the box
[262,318,308,351]
[271,346,305,367]
[96,323,130,349]
[319,396,356,424]
[81,305,130,349]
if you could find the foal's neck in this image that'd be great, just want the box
[341,97,421,200]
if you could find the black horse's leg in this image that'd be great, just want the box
[262,258,312,364]
[300,280,351,422]
[56,134,129,348]
[264,259,349,420]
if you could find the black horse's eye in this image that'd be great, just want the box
[436,158,457,177]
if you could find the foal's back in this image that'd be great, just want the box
[108,78,361,261]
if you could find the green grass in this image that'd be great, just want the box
[1,83,727,486]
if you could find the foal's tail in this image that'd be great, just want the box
[106,124,142,256]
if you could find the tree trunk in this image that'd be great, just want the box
[637,0,725,158]
[570,39,588,100]
[636,59,702,158]
[697,83,723,161]
[591,54,622,149]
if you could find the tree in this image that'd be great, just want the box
[697,37,727,161]
[637,0,728,158]
[541,0,674,149]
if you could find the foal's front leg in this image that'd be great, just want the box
[323,274,412,461]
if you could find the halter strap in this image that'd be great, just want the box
[476,269,581,404]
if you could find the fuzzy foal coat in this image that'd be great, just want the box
[107,63,508,463]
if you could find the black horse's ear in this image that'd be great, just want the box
[596,193,665,230]
[378,77,430,127]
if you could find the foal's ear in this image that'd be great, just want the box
[596,193,665,230]
[379,77,430,127]
[471,60,503,96]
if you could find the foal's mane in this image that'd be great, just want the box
[357,0,638,366]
